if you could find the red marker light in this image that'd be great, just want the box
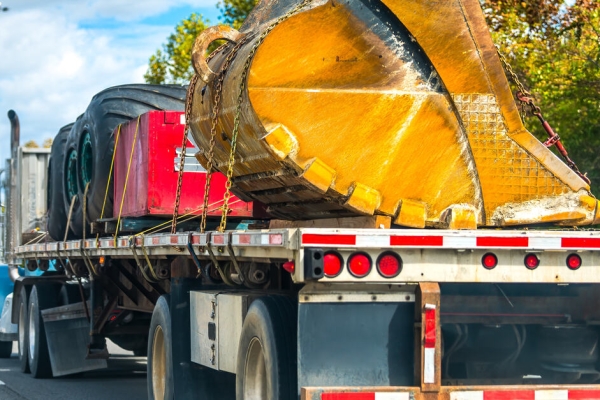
[524,253,540,270]
[566,254,582,270]
[282,260,295,274]
[347,253,372,278]
[323,252,343,278]
[482,253,498,269]
[377,252,402,278]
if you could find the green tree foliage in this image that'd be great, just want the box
[144,0,257,85]
[218,0,258,29]
[481,0,600,189]
[144,13,212,84]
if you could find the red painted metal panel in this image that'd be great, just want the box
[113,111,260,218]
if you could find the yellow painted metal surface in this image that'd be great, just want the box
[189,0,599,228]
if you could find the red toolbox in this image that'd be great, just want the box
[113,110,258,218]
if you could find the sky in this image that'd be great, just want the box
[0,0,221,169]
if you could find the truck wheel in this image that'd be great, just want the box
[236,296,297,400]
[47,123,75,241]
[28,285,59,378]
[0,341,12,358]
[148,295,173,400]
[17,287,29,373]
[65,84,187,237]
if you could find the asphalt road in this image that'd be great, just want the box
[0,341,147,400]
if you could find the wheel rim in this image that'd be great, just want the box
[244,337,267,400]
[65,149,78,201]
[152,325,166,400]
[79,131,93,188]
[18,298,26,357]
[28,299,37,361]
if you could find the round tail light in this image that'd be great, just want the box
[482,253,498,269]
[347,253,372,278]
[566,254,582,270]
[524,253,540,270]
[324,252,343,277]
[377,252,402,278]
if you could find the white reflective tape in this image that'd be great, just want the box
[180,114,185,125]
[450,391,484,400]
[444,236,477,248]
[423,347,435,383]
[535,390,568,400]
[374,393,409,400]
[529,237,562,249]
[356,235,389,247]
[261,234,269,245]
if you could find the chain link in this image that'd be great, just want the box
[496,46,590,185]
[200,38,252,233]
[171,73,199,234]
[218,0,314,232]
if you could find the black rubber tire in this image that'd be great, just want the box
[28,284,59,379]
[47,123,74,241]
[65,84,187,237]
[148,295,173,400]
[236,296,298,400]
[17,287,29,373]
[0,341,12,358]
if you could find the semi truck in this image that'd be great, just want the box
[5,0,600,399]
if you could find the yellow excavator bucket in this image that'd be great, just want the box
[189,0,600,229]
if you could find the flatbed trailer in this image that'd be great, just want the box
[15,228,600,284]
[12,227,600,399]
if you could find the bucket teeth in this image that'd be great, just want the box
[189,0,596,228]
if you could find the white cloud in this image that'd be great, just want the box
[0,1,218,167]
[5,0,218,21]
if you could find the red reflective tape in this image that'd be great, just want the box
[213,235,225,245]
[477,236,528,247]
[170,236,179,244]
[390,235,443,246]
[152,237,159,245]
[322,394,375,400]
[270,234,283,245]
[302,234,356,246]
[424,307,436,348]
[562,237,600,248]
[191,235,200,244]
[238,234,251,244]
[483,391,534,400]
[569,390,600,399]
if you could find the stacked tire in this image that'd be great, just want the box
[47,84,187,239]
[47,123,75,241]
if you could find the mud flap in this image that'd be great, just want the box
[42,302,107,376]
